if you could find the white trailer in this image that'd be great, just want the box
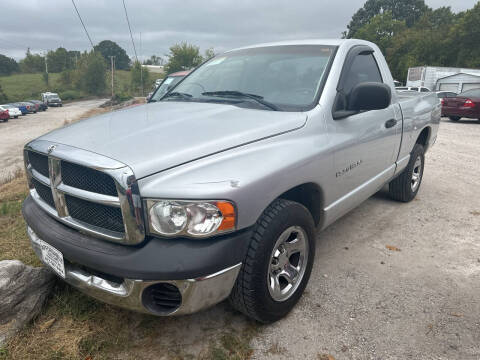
[406,66,480,92]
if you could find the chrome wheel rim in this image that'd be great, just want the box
[411,156,422,192]
[267,226,309,302]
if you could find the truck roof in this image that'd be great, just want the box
[228,39,372,52]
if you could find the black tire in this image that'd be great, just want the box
[389,144,425,202]
[229,199,316,323]
[14,116,18,119]
[449,116,460,122]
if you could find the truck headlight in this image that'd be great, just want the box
[146,200,236,237]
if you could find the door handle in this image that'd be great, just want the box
[385,119,397,128]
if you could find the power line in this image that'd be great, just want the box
[122,0,138,62]
[71,0,95,50]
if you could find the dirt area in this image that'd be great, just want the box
[0,99,106,184]
[251,118,480,359]
[1,115,479,359]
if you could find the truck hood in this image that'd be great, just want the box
[39,101,307,178]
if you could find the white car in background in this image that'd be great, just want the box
[0,104,22,118]
[396,86,431,93]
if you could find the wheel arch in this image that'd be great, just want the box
[277,182,324,227]
[416,126,431,151]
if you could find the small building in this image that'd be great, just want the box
[436,72,480,93]
[142,65,165,74]
[406,66,480,92]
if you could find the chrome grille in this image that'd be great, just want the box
[65,195,125,233]
[24,141,145,244]
[28,151,49,178]
[61,161,117,196]
[31,178,55,208]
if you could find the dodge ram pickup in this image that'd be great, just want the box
[22,39,440,323]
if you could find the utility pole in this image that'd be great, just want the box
[140,32,144,97]
[110,56,115,98]
[44,51,49,86]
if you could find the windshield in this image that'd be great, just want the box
[154,76,185,98]
[47,94,59,100]
[156,45,335,111]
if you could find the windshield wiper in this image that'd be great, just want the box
[162,92,193,100]
[201,91,279,111]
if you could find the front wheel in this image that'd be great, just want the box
[229,199,316,323]
[389,144,425,202]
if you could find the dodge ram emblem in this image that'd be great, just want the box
[47,145,56,154]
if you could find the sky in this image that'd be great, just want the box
[0,0,477,61]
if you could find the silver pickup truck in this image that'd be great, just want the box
[22,39,440,323]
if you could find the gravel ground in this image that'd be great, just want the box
[251,118,480,359]
[0,99,106,183]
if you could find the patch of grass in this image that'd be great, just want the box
[0,70,151,103]
[201,323,259,360]
[0,347,8,360]
[0,173,261,360]
[5,284,140,360]
[0,174,40,266]
[0,73,62,102]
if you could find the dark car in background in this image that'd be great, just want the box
[28,100,48,111]
[442,88,480,122]
[10,103,29,115]
[19,101,36,113]
[25,101,39,113]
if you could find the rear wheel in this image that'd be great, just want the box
[449,116,460,122]
[229,199,316,323]
[389,144,425,202]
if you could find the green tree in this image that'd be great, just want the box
[345,0,430,38]
[344,1,480,82]
[0,54,19,75]
[355,12,406,54]
[0,83,8,102]
[75,51,107,95]
[94,40,131,70]
[130,61,149,95]
[164,42,203,74]
[143,55,163,65]
[446,2,480,68]
[204,48,216,61]
[19,49,44,73]
[46,47,79,73]
[59,69,74,87]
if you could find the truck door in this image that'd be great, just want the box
[324,46,401,222]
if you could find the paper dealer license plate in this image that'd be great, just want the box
[38,240,66,279]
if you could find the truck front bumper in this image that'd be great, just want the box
[23,196,250,316]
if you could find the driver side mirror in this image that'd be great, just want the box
[333,82,391,119]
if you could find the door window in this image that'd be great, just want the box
[335,53,383,112]
[342,53,382,94]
